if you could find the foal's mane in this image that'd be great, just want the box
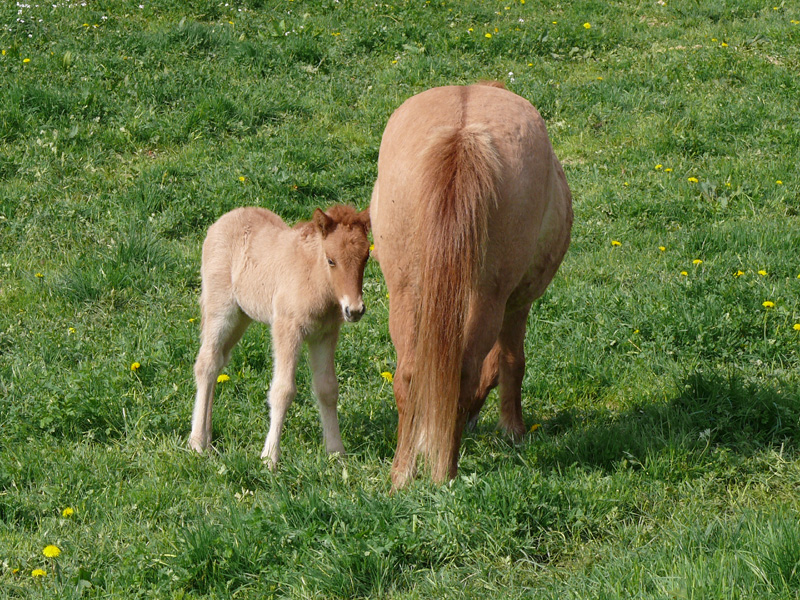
[294,205,364,236]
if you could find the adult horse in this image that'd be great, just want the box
[370,82,572,489]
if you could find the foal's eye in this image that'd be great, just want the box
[327,257,336,267]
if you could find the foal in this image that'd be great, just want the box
[189,205,371,466]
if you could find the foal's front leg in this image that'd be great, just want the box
[261,321,302,468]
[308,328,345,456]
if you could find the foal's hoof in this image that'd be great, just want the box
[261,448,280,471]
[188,437,208,454]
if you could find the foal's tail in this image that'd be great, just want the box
[405,123,501,483]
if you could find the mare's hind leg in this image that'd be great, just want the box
[446,299,507,479]
[465,303,532,439]
[307,328,345,456]
[387,290,417,490]
[190,304,251,452]
[495,302,533,440]
[261,321,302,467]
[466,344,500,430]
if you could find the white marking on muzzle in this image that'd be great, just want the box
[340,295,365,322]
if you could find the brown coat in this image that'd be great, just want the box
[371,83,572,488]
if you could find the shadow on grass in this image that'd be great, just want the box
[535,371,800,475]
[339,370,800,476]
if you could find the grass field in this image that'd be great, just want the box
[2,0,800,597]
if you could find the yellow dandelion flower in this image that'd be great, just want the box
[381,371,394,384]
[23,58,31,63]
[793,324,800,331]
[485,33,493,38]
[611,240,622,246]
[655,164,663,170]
[762,301,775,308]
[239,176,246,182]
[693,259,703,265]
[721,42,728,47]
[680,271,688,276]
[68,327,76,334]
[758,270,768,276]
[688,177,699,183]
[35,272,43,278]
[530,423,541,433]
[659,246,666,252]
[43,545,61,558]
[734,270,745,277]
[217,374,230,383]
[468,27,473,33]
[776,180,783,185]
[32,569,47,577]
[130,362,141,371]
[712,38,718,42]
[583,22,591,29]
[665,168,673,172]
[188,317,196,323]
[62,507,75,517]
[623,182,629,186]
[369,244,374,252]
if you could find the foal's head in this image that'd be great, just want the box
[312,206,371,322]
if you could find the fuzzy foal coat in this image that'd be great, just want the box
[190,206,370,466]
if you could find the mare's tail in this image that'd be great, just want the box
[404,122,501,483]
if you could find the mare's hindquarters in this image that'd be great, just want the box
[372,84,572,488]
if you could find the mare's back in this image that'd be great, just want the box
[375,84,563,291]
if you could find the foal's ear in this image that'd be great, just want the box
[312,208,334,238]
[357,207,371,232]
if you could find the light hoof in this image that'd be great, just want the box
[326,442,346,456]
[261,445,280,470]
[188,436,208,454]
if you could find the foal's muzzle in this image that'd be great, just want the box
[343,302,366,323]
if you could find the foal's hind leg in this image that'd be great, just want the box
[307,328,345,456]
[261,321,302,467]
[190,304,251,452]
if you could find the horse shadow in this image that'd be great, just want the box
[514,370,800,476]
[351,369,798,476]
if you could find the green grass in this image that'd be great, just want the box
[2,0,800,597]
